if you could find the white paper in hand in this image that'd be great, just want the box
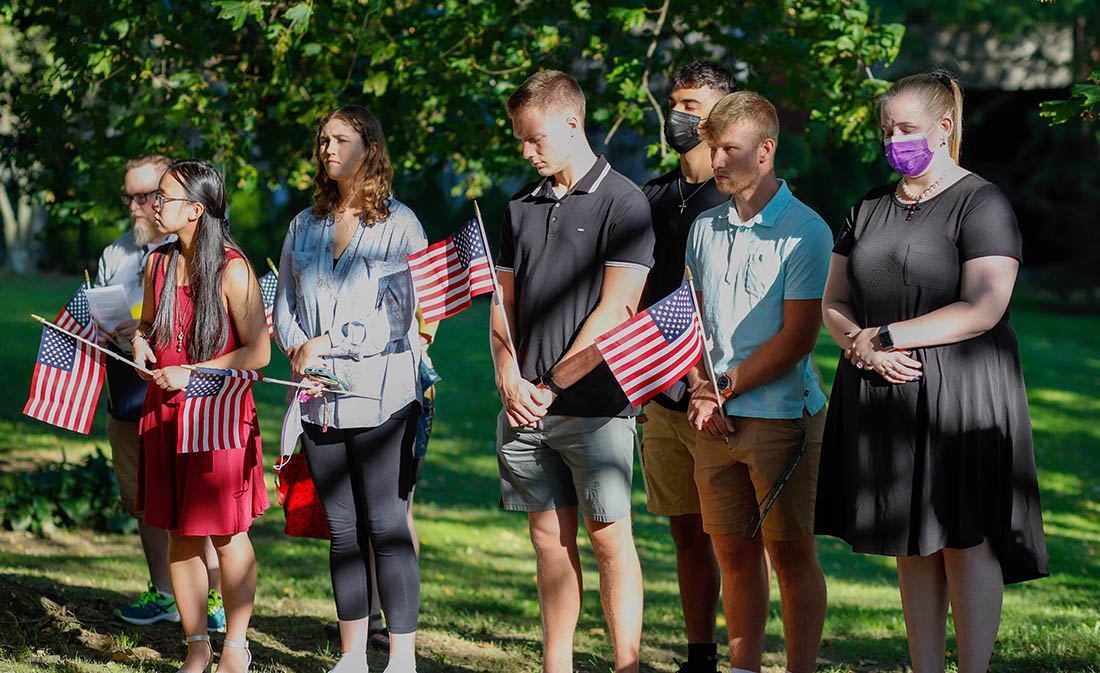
[85,285,135,332]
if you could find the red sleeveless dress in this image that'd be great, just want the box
[137,249,269,535]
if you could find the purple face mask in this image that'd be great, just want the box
[884,132,935,177]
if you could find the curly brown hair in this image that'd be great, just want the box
[311,104,393,226]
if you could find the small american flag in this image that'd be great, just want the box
[23,286,105,434]
[407,218,495,323]
[594,283,705,406]
[258,270,277,337]
[178,367,261,453]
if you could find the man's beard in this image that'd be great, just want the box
[132,219,156,247]
[716,169,758,196]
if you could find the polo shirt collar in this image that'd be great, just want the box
[720,178,792,229]
[533,155,612,199]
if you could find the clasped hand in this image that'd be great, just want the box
[687,381,735,437]
[844,327,922,384]
[498,370,554,428]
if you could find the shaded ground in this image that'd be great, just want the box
[1,274,1098,672]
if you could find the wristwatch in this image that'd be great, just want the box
[876,324,895,350]
[715,374,738,400]
[539,369,565,395]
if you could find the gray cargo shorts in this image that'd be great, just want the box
[496,411,636,523]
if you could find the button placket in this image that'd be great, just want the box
[547,197,562,239]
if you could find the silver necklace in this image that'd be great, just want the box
[677,175,713,215]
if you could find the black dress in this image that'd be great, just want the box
[814,173,1048,585]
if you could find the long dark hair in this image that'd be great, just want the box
[151,159,246,363]
[311,104,393,226]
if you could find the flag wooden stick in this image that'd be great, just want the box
[31,313,152,375]
[684,268,729,421]
[179,365,379,399]
[473,200,522,378]
[83,270,91,290]
[266,257,278,278]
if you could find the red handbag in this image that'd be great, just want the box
[275,454,330,540]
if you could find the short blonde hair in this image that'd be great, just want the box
[506,70,586,120]
[699,91,779,148]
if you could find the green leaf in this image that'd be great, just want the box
[362,71,390,97]
[111,19,130,39]
[214,0,255,31]
[285,2,313,28]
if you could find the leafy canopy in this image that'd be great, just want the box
[4,0,904,261]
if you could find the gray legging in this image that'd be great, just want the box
[301,402,420,633]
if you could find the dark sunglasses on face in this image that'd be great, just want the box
[121,190,158,206]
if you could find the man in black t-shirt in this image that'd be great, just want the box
[638,61,733,673]
[491,70,654,673]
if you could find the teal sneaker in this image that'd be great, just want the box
[114,582,180,625]
[207,589,226,633]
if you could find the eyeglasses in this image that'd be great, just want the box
[120,190,158,206]
[153,192,194,209]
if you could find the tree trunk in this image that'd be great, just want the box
[0,177,46,274]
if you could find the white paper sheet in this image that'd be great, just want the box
[85,285,135,332]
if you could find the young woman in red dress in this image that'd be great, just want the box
[131,159,271,673]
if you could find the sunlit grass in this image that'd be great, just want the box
[1,273,1098,672]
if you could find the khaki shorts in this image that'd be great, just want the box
[694,407,825,540]
[638,403,701,516]
[107,416,142,517]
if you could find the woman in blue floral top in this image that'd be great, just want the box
[274,104,427,673]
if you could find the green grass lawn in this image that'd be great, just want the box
[1,272,1098,672]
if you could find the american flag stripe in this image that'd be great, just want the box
[408,246,494,291]
[614,320,703,401]
[56,314,98,431]
[594,283,704,407]
[23,286,105,434]
[407,218,495,323]
[258,270,278,338]
[413,264,494,320]
[178,368,260,453]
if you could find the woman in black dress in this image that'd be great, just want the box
[815,71,1047,673]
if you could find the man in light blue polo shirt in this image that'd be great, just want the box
[684,91,832,673]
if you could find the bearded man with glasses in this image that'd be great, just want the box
[94,154,226,633]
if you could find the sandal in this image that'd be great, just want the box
[178,634,212,673]
[368,627,390,651]
[216,639,252,673]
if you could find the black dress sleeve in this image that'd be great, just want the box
[833,203,859,256]
[957,182,1023,263]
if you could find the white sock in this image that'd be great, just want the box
[329,651,368,673]
[731,668,758,673]
[382,656,416,673]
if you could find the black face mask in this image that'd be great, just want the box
[664,109,703,154]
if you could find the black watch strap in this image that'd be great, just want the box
[877,324,895,350]
[540,369,565,395]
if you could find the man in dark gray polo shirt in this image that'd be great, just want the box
[490,70,654,673]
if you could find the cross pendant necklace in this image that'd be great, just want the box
[677,175,713,215]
